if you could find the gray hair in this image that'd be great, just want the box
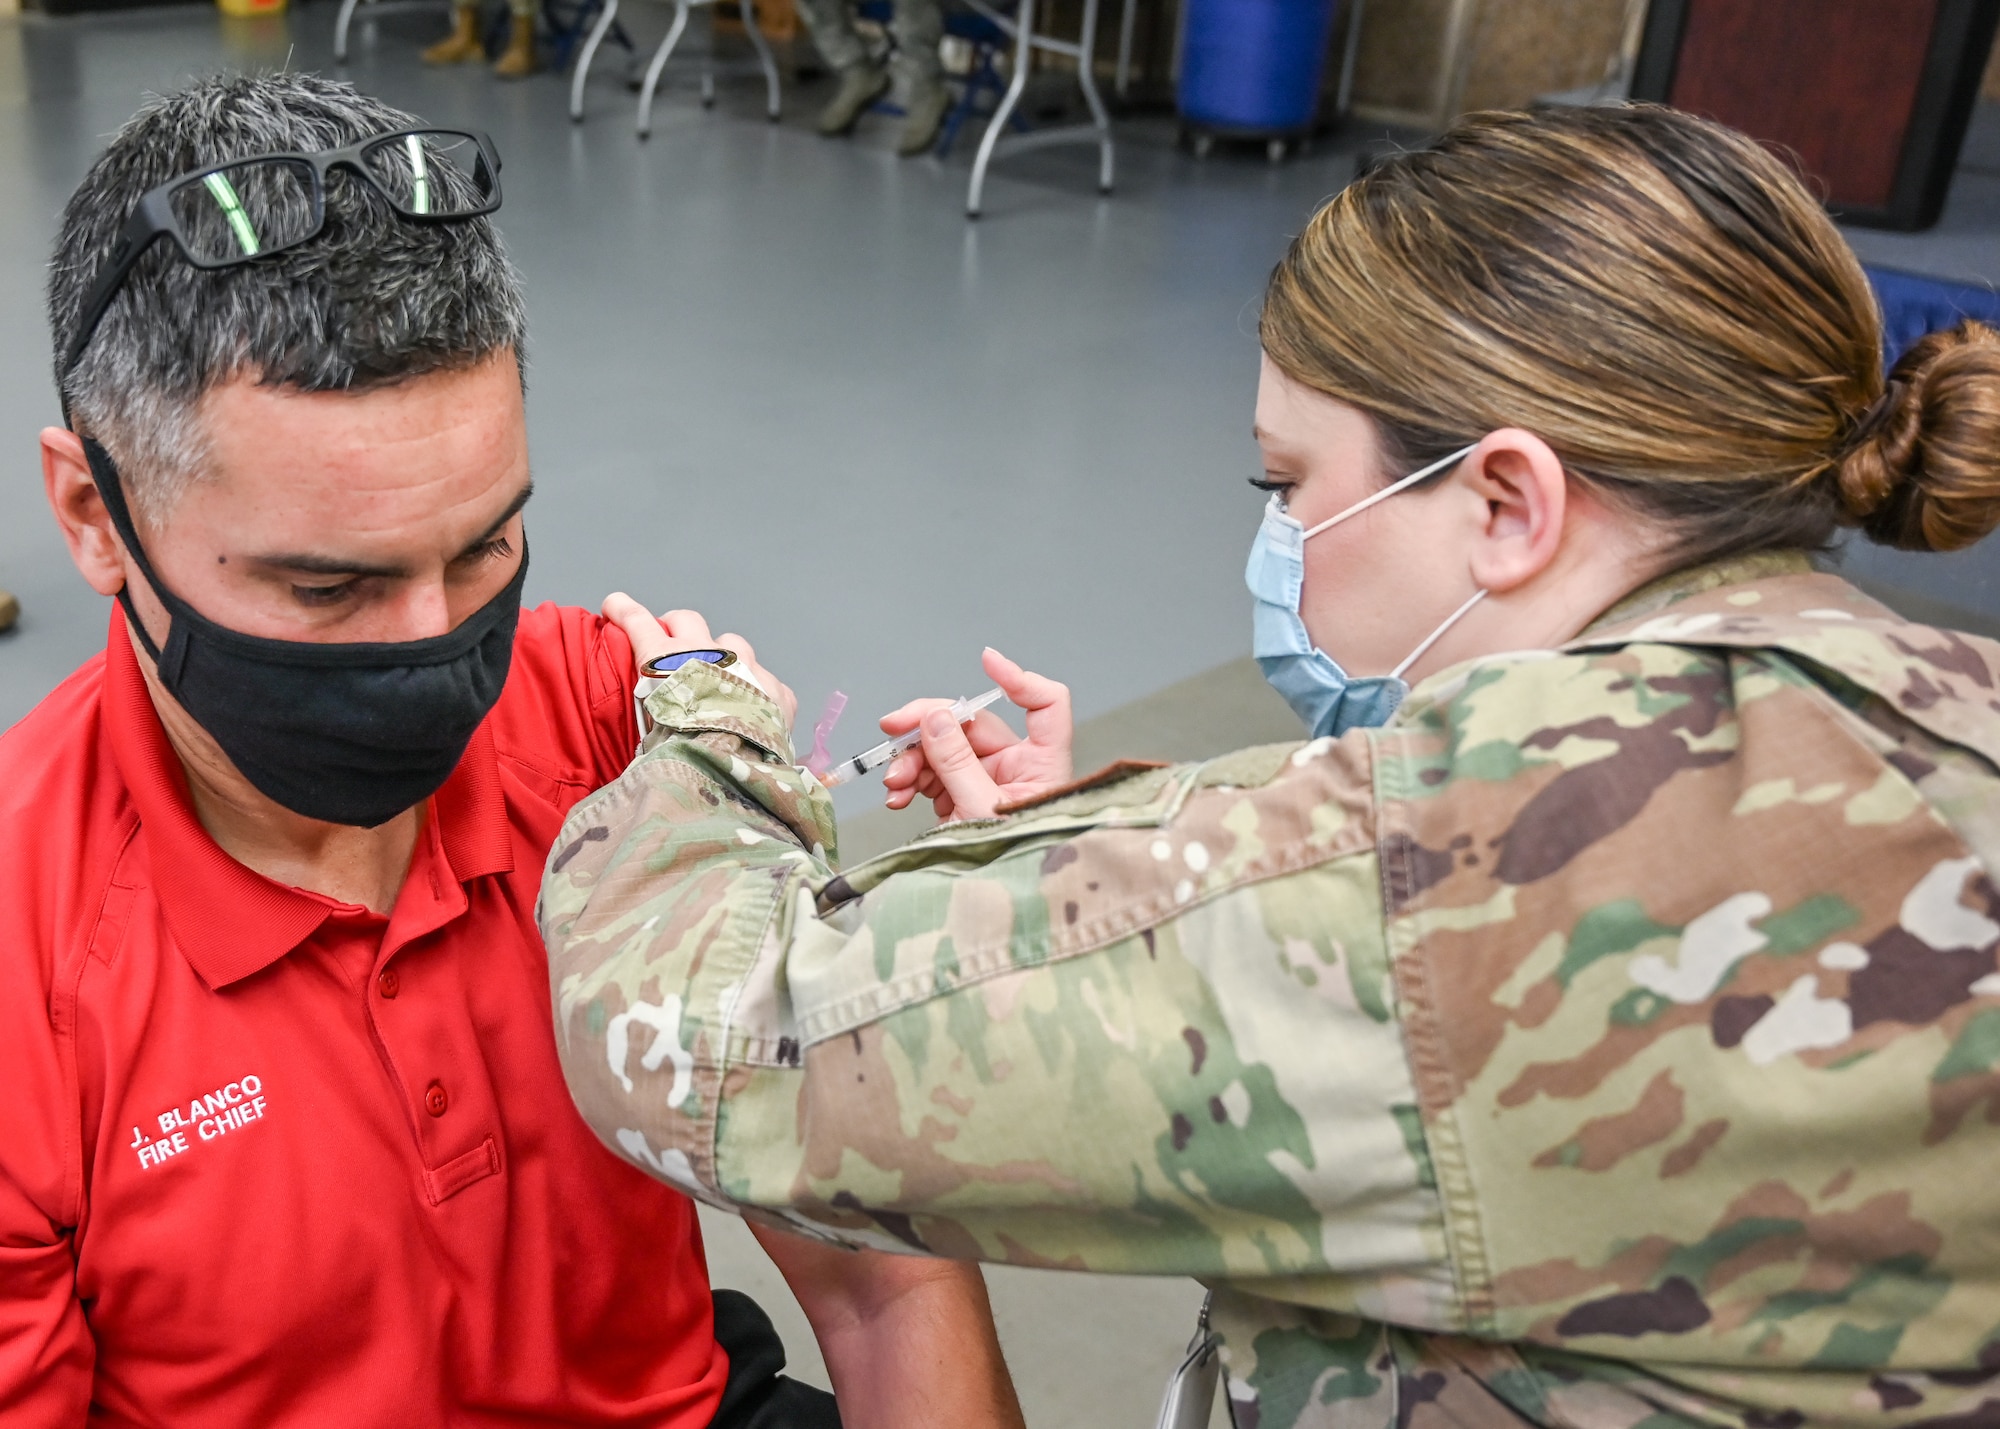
[47,72,528,523]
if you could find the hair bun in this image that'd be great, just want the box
[1837,320,2000,552]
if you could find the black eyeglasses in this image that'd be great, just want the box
[61,127,503,381]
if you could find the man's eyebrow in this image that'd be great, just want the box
[453,480,533,562]
[251,482,534,580]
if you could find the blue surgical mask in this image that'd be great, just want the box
[1246,444,1485,738]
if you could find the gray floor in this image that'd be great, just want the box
[5,10,2000,1422]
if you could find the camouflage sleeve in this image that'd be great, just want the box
[541,660,1452,1304]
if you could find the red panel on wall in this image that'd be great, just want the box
[1668,0,1940,209]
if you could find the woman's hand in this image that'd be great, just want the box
[601,592,798,731]
[879,648,1072,822]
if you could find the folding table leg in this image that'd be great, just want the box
[334,0,361,62]
[570,0,621,121]
[1077,0,1114,192]
[637,1,695,139]
[966,0,1036,217]
[738,0,782,119]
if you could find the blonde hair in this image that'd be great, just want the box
[1261,104,2000,557]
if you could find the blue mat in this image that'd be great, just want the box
[1866,264,2000,367]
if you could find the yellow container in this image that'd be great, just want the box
[217,0,287,16]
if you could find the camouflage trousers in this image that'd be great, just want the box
[795,0,943,85]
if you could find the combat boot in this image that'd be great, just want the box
[897,80,949,156]
[493,14,538,78]
[421,4,485,64]
[0,585,18,634]
[815,62,889,136]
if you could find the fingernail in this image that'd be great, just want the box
[924,709,953,736]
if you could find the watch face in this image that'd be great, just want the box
[642,648,737,678]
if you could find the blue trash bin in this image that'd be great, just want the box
[1866,265,2000,367]
[1179,0,1342,136]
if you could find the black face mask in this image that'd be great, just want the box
[85,439,526,828]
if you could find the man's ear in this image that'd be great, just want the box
[42,427,128,598]
[1461,428,1569,595]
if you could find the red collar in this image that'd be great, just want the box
[103,612,513,988]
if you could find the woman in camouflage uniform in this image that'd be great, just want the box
[542,105,2000,1428]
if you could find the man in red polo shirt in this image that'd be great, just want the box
[1,74,1023,1428]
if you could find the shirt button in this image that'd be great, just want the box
[424,1081,449,1117]
[376,968,400,999]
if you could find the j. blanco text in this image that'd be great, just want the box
[129,1075,266,1170]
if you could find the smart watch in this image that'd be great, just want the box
[640,648,737,678]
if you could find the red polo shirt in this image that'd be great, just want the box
[0,605,727,1428]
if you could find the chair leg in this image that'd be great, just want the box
[637,1,693,139]
[935,66,979,157]
[571,0,619,121]
[1114,0,1137,98]
[967,0,1035,217]
[1075,0,1114,193]
[333,0,362,62]
[737,0,782,120]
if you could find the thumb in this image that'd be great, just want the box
[919,707,1001,821]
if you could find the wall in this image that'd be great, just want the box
[1458,0,1637,112]
[1347,0,1474,126]
[1350,0,1637,130]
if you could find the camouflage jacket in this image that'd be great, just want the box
[540,552,2000,1429]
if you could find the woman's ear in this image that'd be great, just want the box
[1461,428,1568,594]
[42,426,129,598]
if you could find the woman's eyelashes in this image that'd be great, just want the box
[1249,475,1297,508]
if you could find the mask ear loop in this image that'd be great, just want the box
[1290,442,1487,681]
[1390,587,1488,680]
[1301,444,1478,540]
[80,437,176,666]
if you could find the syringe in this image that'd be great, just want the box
[819,687,1007,788]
